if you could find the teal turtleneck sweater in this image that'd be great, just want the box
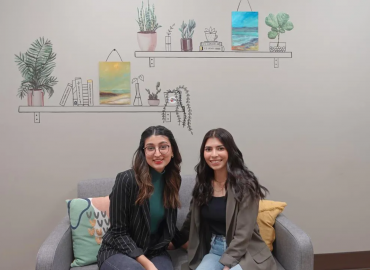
[149,168,165,235]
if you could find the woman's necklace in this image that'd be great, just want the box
[212,180,226,195]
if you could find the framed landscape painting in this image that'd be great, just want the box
[232,11,259,51]
[99,62,131,105]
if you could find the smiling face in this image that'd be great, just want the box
[204,137,229,173]
[144,135,173,173]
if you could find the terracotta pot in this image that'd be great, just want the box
[137,32,157,51]
[27,89,44,106]
[181,38,193,51]
[148,99,160,106]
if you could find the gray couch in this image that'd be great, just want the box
[36,175,314,270]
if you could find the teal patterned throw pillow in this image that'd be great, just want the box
[66,196,110,267]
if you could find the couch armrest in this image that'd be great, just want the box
[36,215,73,270]
[273,214,314,270]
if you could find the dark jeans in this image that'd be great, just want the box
[100,252,173,270]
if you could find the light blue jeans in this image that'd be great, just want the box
[195,234,243,270]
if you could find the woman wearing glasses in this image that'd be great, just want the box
[179,128,277,270]
[98,126,184,270]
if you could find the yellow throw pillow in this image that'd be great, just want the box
[257,200,287,251]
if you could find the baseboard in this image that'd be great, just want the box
[314,251,370,270]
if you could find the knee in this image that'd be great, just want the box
[130,264,146,270]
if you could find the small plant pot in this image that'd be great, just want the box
[27,89,44,106]
[269,42,286,52]
[137,32,157,51]
[148,99,160,106]
[181,38,193,52]
[205,33,218,41]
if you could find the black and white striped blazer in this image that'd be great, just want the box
[97,169,185,268]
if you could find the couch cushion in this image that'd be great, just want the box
[71,264,98,270]
[257,200,287,251]
[177,175,196,227]
[67,196,110,267]
[275,257,285,270]
[78,178,115,198]
[69,255,285,270]
[168,248,188,270]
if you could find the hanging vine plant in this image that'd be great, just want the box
[162,85,193,134]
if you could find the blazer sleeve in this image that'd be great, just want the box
[219,195,259,268]
[108,171,144,258]
[171,227,188,248]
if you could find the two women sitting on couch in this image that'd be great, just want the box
[97,125,277,270]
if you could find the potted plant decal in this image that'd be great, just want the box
[132,74,144,106]
[265,12,294,52]
[136,0,161,51]
[14,37,57,106]
[146,82,161,106]
[179,20,196,52]
[200,26,225,51]
[204,26,218,41]
[162,86,193,134]
[165,23,175,51]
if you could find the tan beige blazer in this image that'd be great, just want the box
[180,185,277,270]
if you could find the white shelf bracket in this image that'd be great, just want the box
[149,57,155,67]
[34,112,40,123]
[165,112,171,122]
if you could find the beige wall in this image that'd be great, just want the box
[1,0,370,269]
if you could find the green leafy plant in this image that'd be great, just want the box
[14,37,57,99]
[146,82,161,100]
[179,20,196,39]
[166,23,175,36]
[136,0,161,33]
[265,13,294,46]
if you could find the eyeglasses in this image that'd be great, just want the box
[143,144,171,156]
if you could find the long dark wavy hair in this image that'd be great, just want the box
[132,125,182,209]
[193,128,269,206]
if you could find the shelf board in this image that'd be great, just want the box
[18,106,180,113]
[135,51,292,58]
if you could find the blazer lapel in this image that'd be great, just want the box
[165,208,175,236]
[193,201,200,229]
[226,185,236,241]
[143,199,151,233]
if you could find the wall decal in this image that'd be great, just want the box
[136,0,161,51]
[179,20,197,52]
[199,26,225,51]
[236,0,253,13]
[134,0,292,68]
[145,82,161,106]
[99,62,131,105]
[14,37,57,106]
[232,11,259,51]
[162,85,193,134]
[165,23,175,51]
[266,13,294,52]
[163,90,178,107]
[132,74,144,106]
[60,78,94,106]
[105,48,123,62]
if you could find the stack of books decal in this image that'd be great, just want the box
[199,41,225,51]
[199,27,225,52]
[60,78,94,106]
